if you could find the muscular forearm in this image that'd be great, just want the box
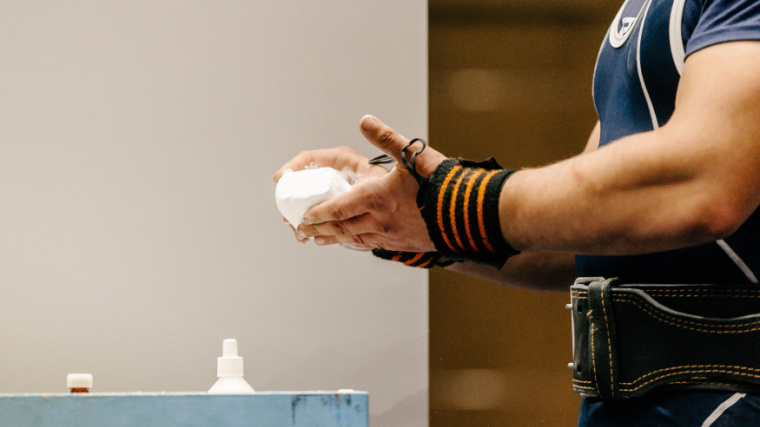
[501,128,742,254]
[498,43,760,256]
[501,130,717,254]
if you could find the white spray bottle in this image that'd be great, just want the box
[208,339,255,394]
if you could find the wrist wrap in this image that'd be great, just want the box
[371,249,455,269]
[419,158,520,268]
[368,140,519,269]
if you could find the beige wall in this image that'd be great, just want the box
[0,2,428,426]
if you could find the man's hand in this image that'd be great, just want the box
[273,139,391,243]
[273,146,387,184]
[295,115,447,252]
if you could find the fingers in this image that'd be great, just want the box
[340,242,373,251]
[360,115,448,177]
[297,212,385,241]
[284,217,308,243]
[301,180,381,225]
[312,234,383,247]
[273,147,368,183]
[299,227,388,248]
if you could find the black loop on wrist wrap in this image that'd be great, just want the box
[419,158,520,268]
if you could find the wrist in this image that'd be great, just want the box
[419,157,520,268]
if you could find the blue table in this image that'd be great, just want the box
[0,391,368,426]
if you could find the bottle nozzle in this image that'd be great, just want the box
[217,338,244,377]
[209,338,255,394]
[223,339,238,357]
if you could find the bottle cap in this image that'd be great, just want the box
[217,339,244,377]
[67,373,93,389]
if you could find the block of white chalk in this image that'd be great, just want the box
[275,167,352,227]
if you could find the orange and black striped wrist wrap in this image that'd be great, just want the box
[419,158,520,268]
[371,249,455,269]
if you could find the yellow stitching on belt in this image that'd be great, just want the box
[671,381,748,388]
[572,384,597,391]
[574,379,742,393]
[643,288,760,296]
[644,288,760,292]
[620,367,760,392]
[601,284,616,397]
[648,294,760,299]
[613,296,760,332]
[618,364,760,386]
[587,312,600,396]
[619,289,760,299]
[576,288,760,298]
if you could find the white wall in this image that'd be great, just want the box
[0,1,428,425]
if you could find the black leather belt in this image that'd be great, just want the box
[570,277,760,399]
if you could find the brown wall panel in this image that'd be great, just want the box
[429,1,620,425]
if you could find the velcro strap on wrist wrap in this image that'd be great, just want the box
[371,249,455,268]
[419,158,520,268]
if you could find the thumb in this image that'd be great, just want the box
[359,115,446,176]
[360,115,408,164]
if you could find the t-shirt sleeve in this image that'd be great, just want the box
[685,0,760,57]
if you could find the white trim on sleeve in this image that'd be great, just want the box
[636,0,659,130]
[716,240,759,284]
[669,0,687,75]
[701,393,746,427]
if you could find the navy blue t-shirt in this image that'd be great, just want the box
[577,0,760,286]
[578,1,760,425]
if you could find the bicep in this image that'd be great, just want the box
[667,41,760,221]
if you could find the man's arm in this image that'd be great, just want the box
[298,42,760,280]
[444,121,602,291]
[500,41,760,255]
[445,252,576,291]
[277,121,599,290]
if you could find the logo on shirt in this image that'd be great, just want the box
[609,0,651,48]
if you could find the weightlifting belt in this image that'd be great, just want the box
[570,277,760,399]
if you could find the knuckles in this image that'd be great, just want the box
[350,235,367,245]
[328,205,349,222]
[329,221,350,236]
[366,193,387,213]
[335,146,358,155]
